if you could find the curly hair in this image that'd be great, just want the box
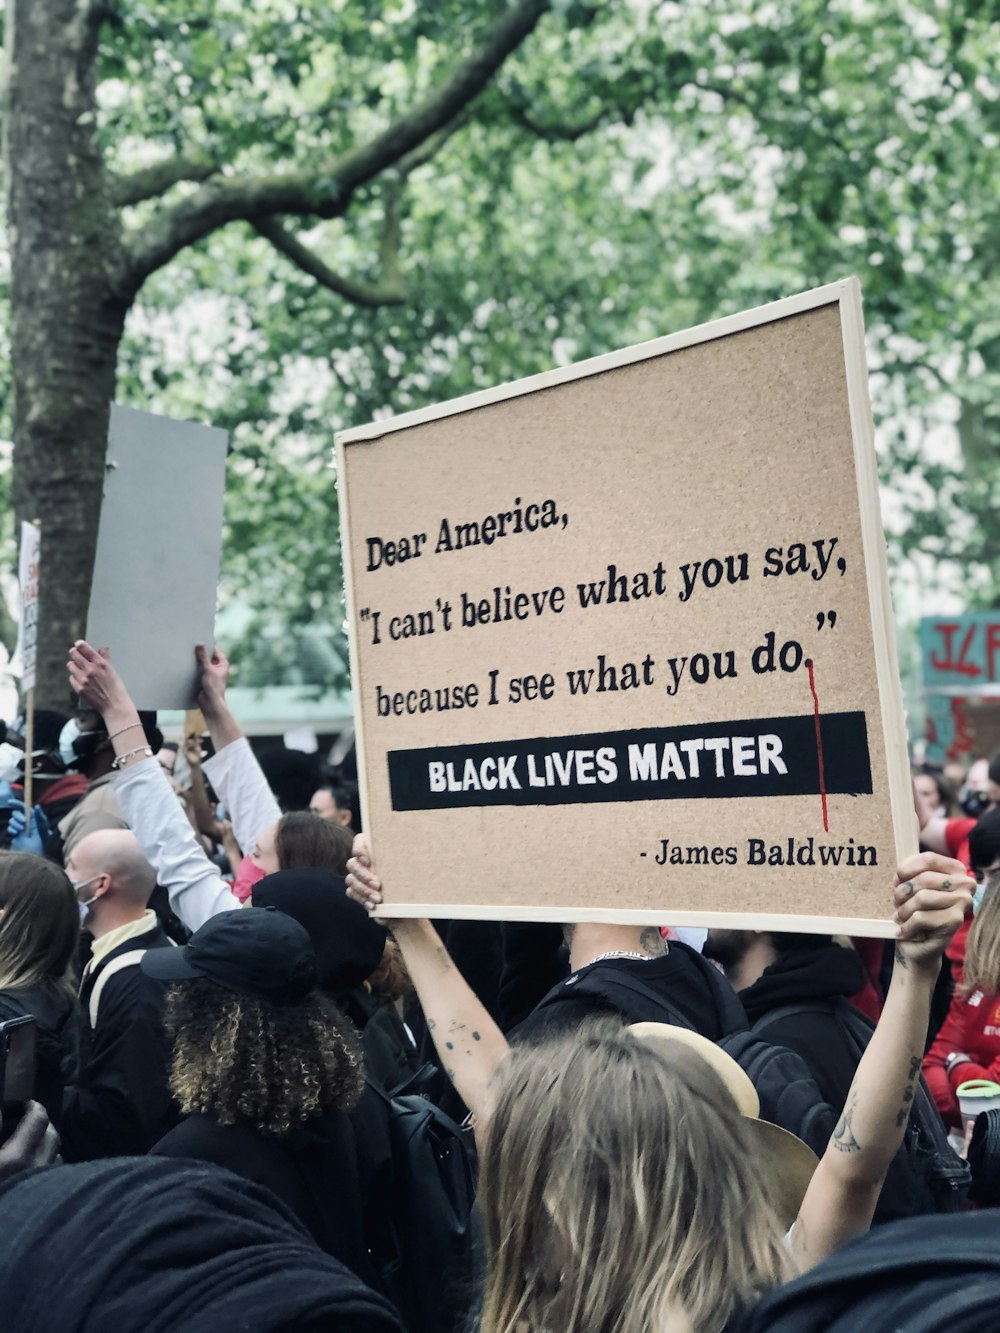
[164,977,363,1136]
[366,938,411,1002]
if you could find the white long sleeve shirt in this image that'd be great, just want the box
[202,736,281,852]
[113,758,238,932]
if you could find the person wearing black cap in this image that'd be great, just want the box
[146,907,377,1287]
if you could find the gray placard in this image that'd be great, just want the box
[86,404,227,709]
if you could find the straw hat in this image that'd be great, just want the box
[628,1022,819,1229]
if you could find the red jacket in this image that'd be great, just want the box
[924,987,1000,1127]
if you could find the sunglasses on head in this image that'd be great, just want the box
[973,863,1000,884]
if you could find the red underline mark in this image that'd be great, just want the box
[805,658,830,833]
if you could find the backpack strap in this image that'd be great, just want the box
[752,1000,834,1033]
[88,949,149,1027]
[753,999,872,1064]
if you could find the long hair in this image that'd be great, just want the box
[0,852,78,996]
[963,867,1000,997]
[164,976,363,1135]
[477,1022,792,1333]
[275,812,353,874]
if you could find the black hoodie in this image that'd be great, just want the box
[739,944,866,1108]
[0,1158,402,1332]
[739,943,945,1226]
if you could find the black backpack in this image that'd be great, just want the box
[544,953,834,1149]
[363,1072,481,1333]
[753,999,970,1214]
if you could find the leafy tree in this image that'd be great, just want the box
[3,0,998,702]
[2,0,555,703]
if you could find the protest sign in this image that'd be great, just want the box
[13,521,40,694]
[87,405,227,709]
[921,613,1000,764]
[337,279,912,934]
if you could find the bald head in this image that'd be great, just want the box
[69,829,156,909]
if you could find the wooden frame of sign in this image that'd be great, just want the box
[337,279,913,935]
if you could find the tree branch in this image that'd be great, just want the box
[508,105,608,141]
[120,0,550,296]
[254,182,406,309]
[110,153,221,207]
[396,112,468,174]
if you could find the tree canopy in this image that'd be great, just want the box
[2,0,998,699]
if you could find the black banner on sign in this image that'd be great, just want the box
[387,711,872,811]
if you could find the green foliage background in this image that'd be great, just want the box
[3,0,999,684]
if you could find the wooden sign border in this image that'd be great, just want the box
[336,279,912,935]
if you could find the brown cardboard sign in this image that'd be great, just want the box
[337,280,913,934]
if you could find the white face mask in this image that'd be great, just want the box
[59,720,81,768]
[0,742,25,784]
[70,874,102,925]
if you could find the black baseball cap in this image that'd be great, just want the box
[141,907,317,1003]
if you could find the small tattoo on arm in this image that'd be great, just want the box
[894,943,909,969]
[832,1102,862,1153]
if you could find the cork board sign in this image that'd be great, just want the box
[337,280,914,935]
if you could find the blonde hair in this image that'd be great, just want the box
[478,1021,792,1333]
[962,867,1000,997]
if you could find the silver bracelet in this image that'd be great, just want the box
[108,723,144,743]
[111,745,154,771]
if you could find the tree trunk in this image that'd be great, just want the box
[5,0,127,708]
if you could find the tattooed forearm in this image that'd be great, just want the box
[639,927,667,957]
[894,943,909,970]
[832,1101,862,1153]
[895,1057,922,1128]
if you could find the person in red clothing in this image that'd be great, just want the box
[917,754,1000,986]
[923,819,1000,1126]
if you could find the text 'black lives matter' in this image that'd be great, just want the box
[387,712,872,811]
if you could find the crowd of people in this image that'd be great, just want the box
[0,639,999,1330]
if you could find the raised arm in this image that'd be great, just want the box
[67,641,237,931]
[791,852,972,1269]
[347,837,509,1123]
[196,644,281,848]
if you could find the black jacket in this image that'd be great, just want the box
[740,944,936,1226]
[60,920,178,1160]
[152,1107,377,1288]
[0,980,80,1130]
[508,942,742,1044]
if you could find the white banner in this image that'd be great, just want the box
[13,521,40,693]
